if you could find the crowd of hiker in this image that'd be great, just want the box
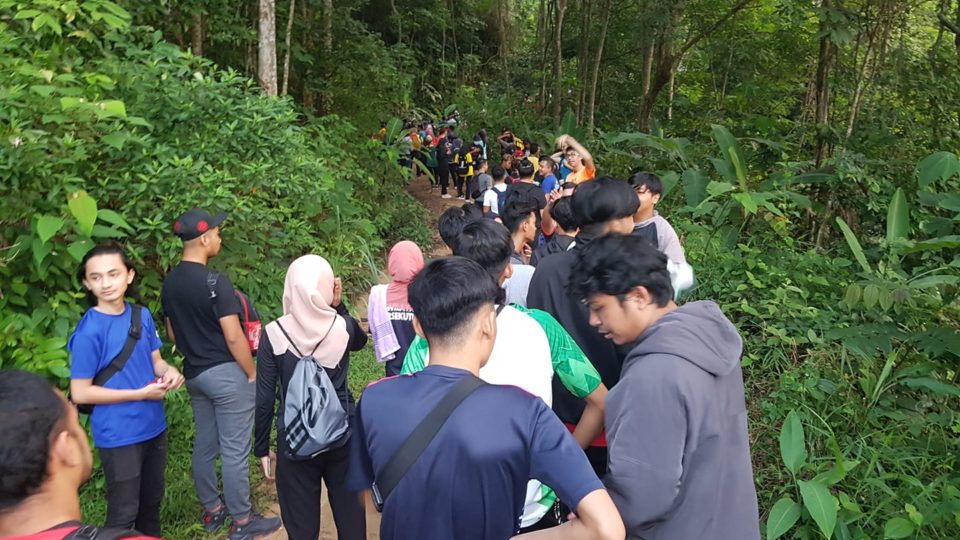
[0,127,760,540]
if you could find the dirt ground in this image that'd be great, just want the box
[255,172,456,540]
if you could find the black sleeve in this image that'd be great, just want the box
[338,302,369,352]
[254,332,278,458]
[533,187,547,211]
[213,273,242,319]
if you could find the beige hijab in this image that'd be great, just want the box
[265,255,349,368]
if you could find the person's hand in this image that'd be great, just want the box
[160,366,185,390]
[332,277,343,307]
[547,190,562,204]
[555,134,569,150]
[260,451,276,481]
[521,244,533,265]
[140,381,169,401]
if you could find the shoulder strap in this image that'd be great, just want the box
[63,524,142,539]
[371,375,485,510]
[92,305,143,388]
[236,291,250,322]
[275,320,328,359]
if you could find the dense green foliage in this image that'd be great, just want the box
[2,0,959,539]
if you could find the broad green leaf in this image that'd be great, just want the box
[67,190,97,237]
[732,193,758,214]
[101,132,129,150]
[938,194,960,212]
[909,275,959,289]
[878,287,893,311]
[97,209,133,231]
[779,410,806,474]
[60,96,83,110]
[862,284,879,310]
[797,480,837,539]
[682,169,709,207]
[901,235,960,253]
[814,460,860,486]
[32,12,62,35]
[99,100,127,118]
[707,181,734,197]
[766,497,801,540]
[67,239,94,262]
[900,377,960,396]
[835,217,872,274]
[31,237,52,268]
[886,188,909,243]
[916,151,960,189]
[13,9,42,19]
[36,215,64,244]
[711,124,749,191]
[843,283,861,309]
[385,117,403,143]
[91,224,126,238]
[883,517,915,539]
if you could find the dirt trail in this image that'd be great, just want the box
[253,173,453,540]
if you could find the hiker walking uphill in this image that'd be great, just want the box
[160,208,281,540]
[348,257,624,540]
[568,234,760,539]
[368,241,425,377]
[254,255,367,540]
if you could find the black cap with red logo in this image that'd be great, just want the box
[173,208,227,241]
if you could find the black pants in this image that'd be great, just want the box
[452,170,463,197]
[276,443,366,540]
[99,431,168,537]
[438,163,450,194]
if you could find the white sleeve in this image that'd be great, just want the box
[483,189,497,210]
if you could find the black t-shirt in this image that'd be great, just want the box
[527,236,626,425]
[253,303,368,458]
[161,261,241,379]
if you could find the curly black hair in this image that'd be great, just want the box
[568,234,674,307]
[0,370,68,511]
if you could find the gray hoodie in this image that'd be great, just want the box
[603,301,760,539]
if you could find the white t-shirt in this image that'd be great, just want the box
[482,184,508,215]
[504,264,535,307]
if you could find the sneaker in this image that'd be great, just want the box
[441,194,452,199]
[457,195,466,200]
[228,513,282,540]
[201,505,228,533]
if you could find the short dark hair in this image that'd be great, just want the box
[77,244,142,307]
[627,171,663,195]
[455,220,513,284]
[501,200,537,235]
[529,143,540,155]
[408,257,501,346]
[438,204,483,251]
[570,176,639,231]
[561,181,577,191]
[476,159,488,169]
[550,196,578,233]
[517,159,535,178]
[491,166,506,181]
[0,370,69,511]
[569,234,674,307]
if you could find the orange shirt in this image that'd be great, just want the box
[567,164,596,184]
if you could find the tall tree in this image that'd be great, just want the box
[553,0,568,122]
[587,0,613,132]
[258,0,278,96]
[191,12,204,56]
[281,0,296,96]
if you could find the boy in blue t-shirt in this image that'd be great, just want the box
[69,245,184,537]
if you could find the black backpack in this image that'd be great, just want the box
[500,182,541,214]
[62,523,144,539]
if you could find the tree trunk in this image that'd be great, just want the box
[667,66,676,121]
[170,8,186,47]
[576,0,593,124]
[321,0,333,111]
[587,0,612,132]
[553,0,567,123]
[539,0,554,111]
[302,0,315,110]
[281,0,296,95]
[813,1,835,167]
[258,0,278,96]
[191,12,203,56]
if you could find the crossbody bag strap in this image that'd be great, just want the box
[92,305,143,388]
[371,375,485,511]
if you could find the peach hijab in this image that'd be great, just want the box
[386,241,425,310]
[265,255,348,368]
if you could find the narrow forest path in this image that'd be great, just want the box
[254,172,455,540]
